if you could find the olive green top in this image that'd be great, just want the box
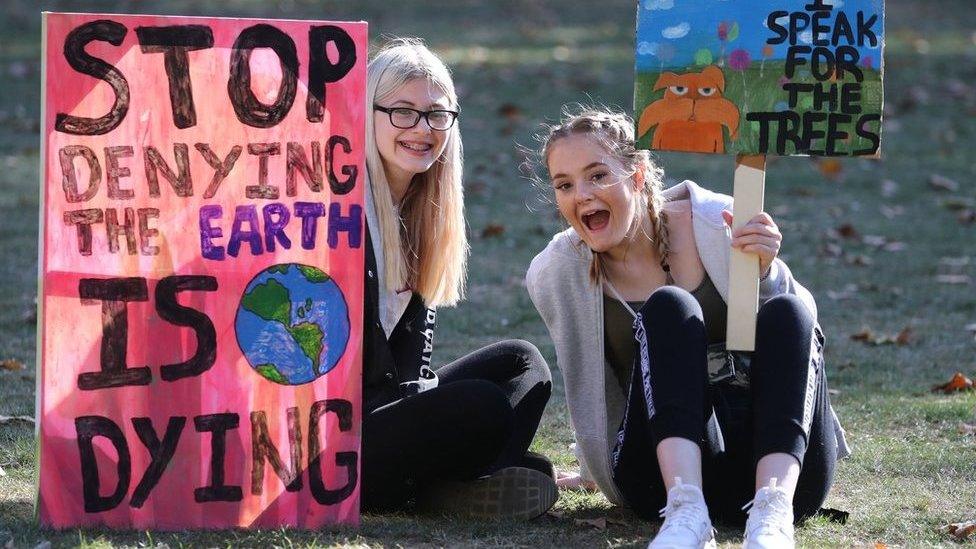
[603,273,728,395]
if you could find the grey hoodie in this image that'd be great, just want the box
[525,180,850,505]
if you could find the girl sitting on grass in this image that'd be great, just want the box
[526,106,849,548]
[359,39,556,520]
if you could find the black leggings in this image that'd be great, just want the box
[361,339,552,511]
[612,287,836,525]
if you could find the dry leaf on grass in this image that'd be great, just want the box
[879,205,904,219]
[574,517,606,530]
[827,284,859,301]
[874,543,888,549]
[0,415,35,425]
[881,179,898,197]
[850,327,913,346]
[929,174,960,192]
[931,372,975,394]
[936,274,971,285]
[957,423,976,435]
[836,223,861,240]
[0,414,33,426]
[480,223,505,238]
[817,159,843,180]
[941,520,976,540]
[846,254,873,267]
[0,359,24,371]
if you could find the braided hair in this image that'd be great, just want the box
[539,106,670,284]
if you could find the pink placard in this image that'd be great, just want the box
[38,12,366,529]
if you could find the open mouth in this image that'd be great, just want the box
[399,140,432,153]
[581,210,610,232]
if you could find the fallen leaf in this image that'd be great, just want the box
[481,223,505,238]
[881,179,898,197]
[467,180,487,196]
[828,388,841,396]
[940,197,975,211]
[931,372,975,394]
[497,103,523,120]
[820,242,844,258]
[874,543,888,549]
[575,517,607,530]
[946,78,974,100]
[827,284,859,301]
[939,256,971,267]
[879,205,904,219]
[8,61,28,79]
[957,423,976,435]
[836,223,861,240]
[0,359,24,371]
[0,465,5,477]
[929,174,960,192]
[850,326,913,346]
[818,159,843,180]
[0,415,35,425]
[941,520,976,540]
[958,209,976,225]
[936,275,971,285]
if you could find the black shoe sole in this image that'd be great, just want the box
[418,466,559,520]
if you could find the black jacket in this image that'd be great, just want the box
[362,227,436,414]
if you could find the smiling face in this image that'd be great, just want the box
[373,78,452,188]
[548,133,643,256]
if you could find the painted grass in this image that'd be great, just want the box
[3,0,976,547]
[635,62,883,155]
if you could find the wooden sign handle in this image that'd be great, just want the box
[726,154,766,352]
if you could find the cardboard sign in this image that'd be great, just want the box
[38,13,366,529]
[635,0,884,156]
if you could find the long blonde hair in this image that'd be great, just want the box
[539,106,669,284]
[366,38,467,307]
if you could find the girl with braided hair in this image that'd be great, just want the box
[525,106,849,548]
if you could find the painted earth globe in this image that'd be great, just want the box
[235,264,349,385]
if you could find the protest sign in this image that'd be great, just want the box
[634,0,885,349]
[38,12,366,529]
[635,0,884,156]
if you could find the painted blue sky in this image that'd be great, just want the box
[635,0,884,72]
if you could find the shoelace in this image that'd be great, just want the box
[742,487,793,536]
[658,494,704,533]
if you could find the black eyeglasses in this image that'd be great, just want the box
[374,105,459,131]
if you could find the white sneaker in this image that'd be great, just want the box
[742,478,796,549]
[647,477,717,549]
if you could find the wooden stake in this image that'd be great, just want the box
[726,154,766,351]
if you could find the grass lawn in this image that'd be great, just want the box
[2,0,976,546]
